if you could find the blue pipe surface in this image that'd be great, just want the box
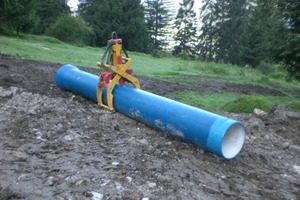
[55,65,246,159]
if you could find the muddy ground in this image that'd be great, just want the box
[0,54,300,200]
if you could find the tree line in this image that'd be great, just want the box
[0,0,299,80]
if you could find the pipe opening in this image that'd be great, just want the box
[222,124,245,159]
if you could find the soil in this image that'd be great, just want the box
[0,54,300,200]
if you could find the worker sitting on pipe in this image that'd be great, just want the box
[96,32,140,111]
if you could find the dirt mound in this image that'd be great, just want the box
[0,55,299,199]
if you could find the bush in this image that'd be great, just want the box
[224,95,271,113]
[257,61,274,75]
[46,15,95,46]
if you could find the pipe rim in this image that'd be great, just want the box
[222,123,246,159]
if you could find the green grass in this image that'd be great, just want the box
[170,91,300,113]
[1,34,300,113]
[0,34,102,68]
[169,92,238,113]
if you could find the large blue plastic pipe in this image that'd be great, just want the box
[55,65,246,159]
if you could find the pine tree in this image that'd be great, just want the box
[144,0,173,51]
[214,0,250,65]
[241,0,285,67]
[173,0,197,58]
[197,0,218,61]
[79,0,149,52]
[280,0,300,80]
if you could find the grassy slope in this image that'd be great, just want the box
[1,34,299,112]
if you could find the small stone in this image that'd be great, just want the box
[28,107,37,115]
[139,138,148,145]
[148,181,156,188]
[13,151,29,159]
[290,145,300,153]
[10,86,19,96]
[264,135,270,140]
[0,87,12,97]
[70,95,75,101]
[126,176,132,182]
[115,182,122,190]
[75,179,86,186]
[292,165,300,175]
[64,134,74,141]
[91,191,103,200]
[253,108,267,116]
[197,149,205,154]
[114,125,120,131]
[112,161,119,166]
[220,175,227,179]
[282,142,290,150]
[47,176,55,186]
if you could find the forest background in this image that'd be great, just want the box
[0,0,299,81]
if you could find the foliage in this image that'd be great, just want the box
[0,0,38,35]
[33,0,70,34]
[173,0,197,58]
[79,0,149,52]
[279,0,300,81]
[144,0,174,51]
[46,15,94,46]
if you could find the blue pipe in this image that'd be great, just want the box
[55,64,246,159]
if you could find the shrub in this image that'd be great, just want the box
[257,61,274,75]
[224,95,271,113]
[46,15,95,46]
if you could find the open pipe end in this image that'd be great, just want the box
[207,119,246,159]
[222,123,246,159]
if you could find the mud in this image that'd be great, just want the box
[0,54,300,199]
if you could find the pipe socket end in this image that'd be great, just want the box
[222,123,245,159]
[207,119,246,159]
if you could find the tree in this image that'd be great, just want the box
[0,0,37,34]
[79,0,149,52]
[173,0,197,58]
[197,0,218,61]
[144,0,173,51]
[241,0,285,67]
[279,0,300,80]
[214,0,250,65]
[33,0,70,34]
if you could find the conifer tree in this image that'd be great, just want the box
[79,0,149,52]
[241,0,285,67]
[173,0,197,58]
[198,0,217,61]
[144,0,173,51]
[214,0,250,65]
[280,0,300,80]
